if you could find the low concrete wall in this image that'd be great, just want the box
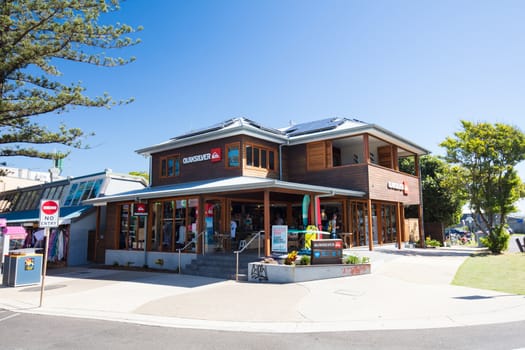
[248,262,371,283]
[105,250,196,270]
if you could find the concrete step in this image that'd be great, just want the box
[183,253,259,280]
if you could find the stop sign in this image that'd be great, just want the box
[42,200,59,215]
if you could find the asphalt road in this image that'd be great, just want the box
[1,310,524,350]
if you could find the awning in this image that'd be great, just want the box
[83,176,366,205]
[0,206,93,225]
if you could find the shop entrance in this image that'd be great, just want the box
[149,198,199,252]
[349,201,399,247]
[205,199,223,253]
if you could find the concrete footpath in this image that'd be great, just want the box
[1,246,524,333]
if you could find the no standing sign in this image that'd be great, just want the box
[39,200,60,227]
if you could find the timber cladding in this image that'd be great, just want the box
[151,135,280,187]
[368,165,420,205]
[284,143,420,205]
[103,203,119,250]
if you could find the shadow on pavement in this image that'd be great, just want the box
[44,266,225,288]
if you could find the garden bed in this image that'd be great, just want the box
[248,261,371,283]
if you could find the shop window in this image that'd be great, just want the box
[118,203,146,250]
[350,201,368,247]
[245,144,277,171]
[161,155,181,177]
[150,197,199,252]
[226,143,240,168]
[63,179,104,206]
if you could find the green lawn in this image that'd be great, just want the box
[452,253,525,295]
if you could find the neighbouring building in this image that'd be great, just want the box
[84,117,429,270]
[0,166,65,192]
[0,170,147,267]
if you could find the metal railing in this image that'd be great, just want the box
[234,230,264,281]
[178,230,206,274]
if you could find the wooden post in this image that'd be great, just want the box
[264,190,271,257]
[396,203,403,249]
[367,199,373,251]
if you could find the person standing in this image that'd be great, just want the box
[230,219,237,241]
[329,213,339,239]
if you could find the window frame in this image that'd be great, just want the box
[245,143,277,171]
[160,154,181,178]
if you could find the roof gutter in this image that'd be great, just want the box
[278,139,290,181]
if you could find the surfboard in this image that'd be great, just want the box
[315,197,322,238]
[302,194,310,227]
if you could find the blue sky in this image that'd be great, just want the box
[9,0,525,211]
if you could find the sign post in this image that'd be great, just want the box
[39,200,60,307]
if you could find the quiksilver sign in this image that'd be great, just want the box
[387,181,408,195]
[183,147,222,164]
[183,153,211,164]
[387,181,405,191]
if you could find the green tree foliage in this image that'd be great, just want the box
[129,170,149,183]
[440,121,525,253]
[400,155,465,227]
[0,0,141,162]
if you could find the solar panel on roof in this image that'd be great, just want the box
[171,119,237,140]
[285,117,346,137]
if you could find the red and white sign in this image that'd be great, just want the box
[39,200,60,227]
[211,148,222,162]
[387,181,409,196]
[133,202,148,216]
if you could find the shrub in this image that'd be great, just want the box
[480,226,510,254]
[344,255,360,264]
[425,236,442,247]
[284,251,298,265]
[344,255,370,264]
[299,255,311,265]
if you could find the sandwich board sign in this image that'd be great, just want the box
[39,200,60,228]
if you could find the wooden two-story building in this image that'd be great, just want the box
[85,117,428,270]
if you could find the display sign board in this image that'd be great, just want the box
[39,200,60,228]
[271,225,288,253]
[310,239,343,265]
[133,202,148,216]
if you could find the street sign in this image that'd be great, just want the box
[39,200,60,228]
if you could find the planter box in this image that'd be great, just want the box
[248,262,371,283]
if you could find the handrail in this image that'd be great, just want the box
[178,230,206,274]
[234,230,264,281]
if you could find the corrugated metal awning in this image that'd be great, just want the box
[84,176,366,205]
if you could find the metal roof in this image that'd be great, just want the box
[136,117,288,156]
[283,117,352,137]
[136,116,429,157]
[0,206,94,225]
[84,176,365,205]
[284,119,429,155]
